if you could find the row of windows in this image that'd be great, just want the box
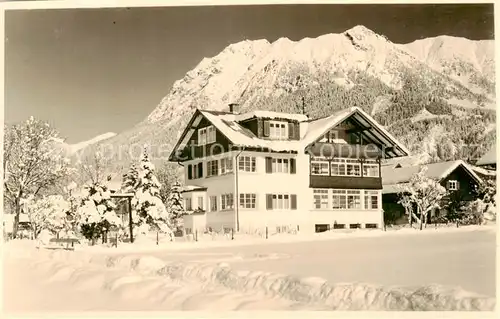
[188,155,297,179]
[188,156,234,180]
[311,158,379,177]
[313,189,379,210]
[185,189,379,212]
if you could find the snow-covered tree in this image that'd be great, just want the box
[76,151,112,185]
[166,181,186,231]
[132,148,173,237]
[121,163,139,194]
[156,163,179,204]
[77,183,120,244]
[4,117,73,238]
[21,194,70,239]
[398,166,448,230]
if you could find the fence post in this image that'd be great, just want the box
[231,228,234,240]
[265,226,268,239]
[116,232,118,248]
[156,231,159,246]
[195,230,198,242]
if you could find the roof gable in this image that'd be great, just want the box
[302,107,410,157]
[169,107,410,161]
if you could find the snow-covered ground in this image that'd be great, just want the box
[3,225,496,312]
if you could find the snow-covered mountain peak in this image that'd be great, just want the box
[143,27,494,126]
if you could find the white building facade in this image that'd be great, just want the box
[171,107,409,234]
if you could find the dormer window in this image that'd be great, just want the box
[269,121,287,140]
[198,125,216,145]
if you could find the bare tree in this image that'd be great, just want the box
[3,117,72,238]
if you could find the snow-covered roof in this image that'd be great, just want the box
[170,107,410,161]
[180,185,207,193]
[476,145,496,166]
[382,160,483,194]
[235,110,308,122]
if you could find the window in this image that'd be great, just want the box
[330,158,362,177]
[269,121,287,139]
[185,228,192,235]
[207,126,216,144]
[197,196,204,210]
[239,193,256,209]
[221,194,234,210]
[239,156,256,172]
[313,189,329,209]
[347,190,361,209]
[267,194,297,210]
[365,223,378,229]
[272,158,290,173]
[311,160,329,175]
[220,157,233,175]
[448,180,459,191]
[346,160,361,176]
[198,126,215,145]
[349,223,361,229]
[315,224,330,233]
[363,160,379,177]
[332,189,347,209]
[272,194,290,210]
[184,198,192,211]
[210,196,217,212]
[207,160,219,177]
[198,128,207,145]
[364,190,379,210]
[191,162,203,179]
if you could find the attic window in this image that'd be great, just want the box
[269,121,287,139]
[447,180,459,191]
[198,125,216,145]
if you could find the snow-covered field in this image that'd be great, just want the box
[3,225,497,312]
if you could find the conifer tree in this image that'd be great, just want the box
[121,163,139,194]
[166,181,186,232]
[132,147,173,236]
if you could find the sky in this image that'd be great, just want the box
[4,3,495,143]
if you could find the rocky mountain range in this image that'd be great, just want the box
[81,25,496,173]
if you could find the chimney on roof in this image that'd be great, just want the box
[228,103,239,114]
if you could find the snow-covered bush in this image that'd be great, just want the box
[21,194,70,239]
[77,183,121,244]
[131,148,173,237]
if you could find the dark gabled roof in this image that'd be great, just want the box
[382,160,483,194]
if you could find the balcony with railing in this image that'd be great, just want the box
[309,155,382,189]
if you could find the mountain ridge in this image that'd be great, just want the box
[80,25,495,173]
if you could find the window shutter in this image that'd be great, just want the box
[290,158,296,174]
[198,162,203,178]
[294,123,300,140]
[265,157,273,173]
[446,180,450,189]
[457,181,460,190]
[266,194,273,210]
[263,120,270,137]
[288,123,295,140]
[291,194,297,210]
[187,165,193,180]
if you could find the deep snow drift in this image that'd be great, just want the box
[3,226,496,312]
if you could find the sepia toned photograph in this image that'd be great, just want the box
[1,0,497,313]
